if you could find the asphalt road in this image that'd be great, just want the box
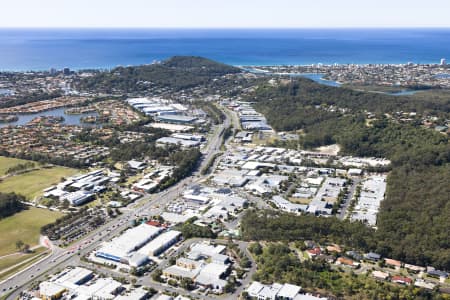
[0,112,231,299]
[338,177,361,220]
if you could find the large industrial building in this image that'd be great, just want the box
[38,267,148,300]
[96,224,162,264]
[39,267,95,300]
[138,230,181,257]
[156,136,200,148]
[155,115,197,125]
[95,224,181,266]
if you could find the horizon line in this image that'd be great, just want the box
[1,26,450,30]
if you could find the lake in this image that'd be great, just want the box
[0,107,98,128]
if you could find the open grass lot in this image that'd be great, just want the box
[0,207,62,256]
[289,197,312,205]
[0,248,50,281]
[0,156,32,176]
[0,246,47,272]
[0,166,79,200]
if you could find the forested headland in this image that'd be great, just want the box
[76,56,242,93]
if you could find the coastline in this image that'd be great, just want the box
[1,62,448,72]
[1,61,449,73]
[0,28,449,71]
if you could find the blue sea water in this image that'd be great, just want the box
[0,28,450,71]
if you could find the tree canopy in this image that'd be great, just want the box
[0,192,25,219]
[77,56,241,93]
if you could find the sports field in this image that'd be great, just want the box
[0,207,62,257]
[0,166,78,200]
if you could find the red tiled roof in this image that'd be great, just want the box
[146,220,162,227]
[392,276,412,284]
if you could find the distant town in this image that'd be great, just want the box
[247,60,450,89]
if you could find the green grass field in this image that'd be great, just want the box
[0,166,79,200]
[0,207,62,256]
[0,156,32,176]
[0,248,50,281]
[0,247,47,272]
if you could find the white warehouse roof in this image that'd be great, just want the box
[97,224,162,260]
[138,230,181,256]
[278,283,302,299]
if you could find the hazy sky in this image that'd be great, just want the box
[1,0,449,28]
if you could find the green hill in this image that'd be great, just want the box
[77,56,241,93]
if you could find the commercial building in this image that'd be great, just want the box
[154,295,189,300]
[161,212,195,224]
[35,266,153,300]
[195,263,229,292]
[43,169,110,206]
[147,122,194,132]
[96,224,162,263]
[155,115,197,125]
[246,281,307,300]
[189,243,226,258]
[277,284,302,300]
[162,242,232,294]
[247,282,283,300]
[39,282,67,300]
[171,133,205,142]
[61,191,95,206]
[114,288,148,300]
[132,179,159,193]
[163,258,203,281]
[37,267,136,300]
[39,267,94,300]
[137,230,181,257]
[82,278,122,300]
[156,136,200,148]
[143,106,176,115]
[53,267,93,286]
[351,175,387,226]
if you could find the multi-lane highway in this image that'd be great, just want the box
[0,111,231,299]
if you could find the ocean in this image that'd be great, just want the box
[0,28,449,71]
